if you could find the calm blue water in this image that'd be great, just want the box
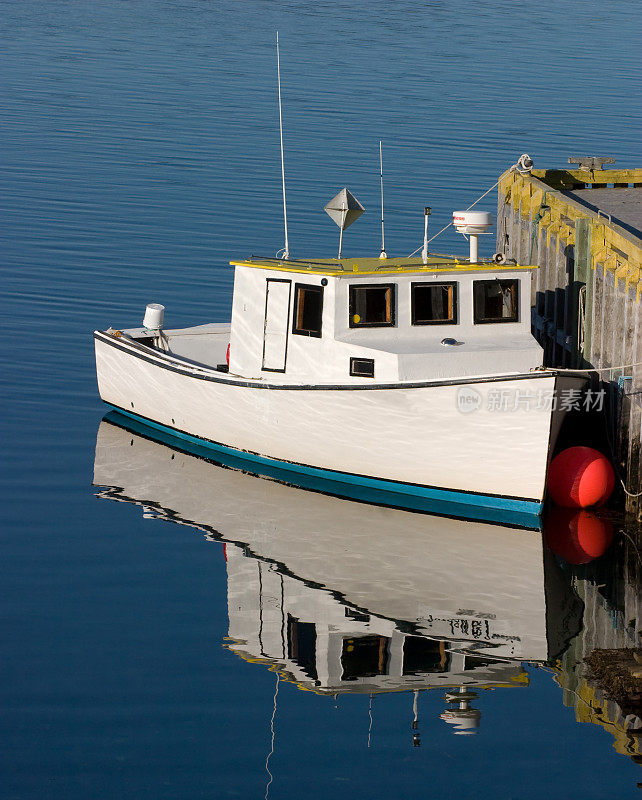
[2,1,641,797]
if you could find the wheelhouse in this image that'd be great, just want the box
[228,255,541,383]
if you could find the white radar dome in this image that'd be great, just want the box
[452,211,493,234]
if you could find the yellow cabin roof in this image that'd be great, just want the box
[230,254,537,277]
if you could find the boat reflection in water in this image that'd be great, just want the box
[93,411,583,739]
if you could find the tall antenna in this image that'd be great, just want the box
[276,32,290,260]
[379,140,387,259]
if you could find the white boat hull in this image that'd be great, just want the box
[94,331,583,526]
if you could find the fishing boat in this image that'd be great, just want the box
[92,41,585,527]
[94,199,586,528]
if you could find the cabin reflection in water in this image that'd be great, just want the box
[93,413,584,738]
[224,539,536,736]
[226,534,531,688]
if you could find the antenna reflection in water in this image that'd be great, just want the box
[264,671,279,800]
[92,412,635,758]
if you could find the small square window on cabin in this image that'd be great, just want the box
[292,283,324,337]
[349,284,395,328]
[411,282,457,325]
[473,279,519,324]
[350,357,375,378]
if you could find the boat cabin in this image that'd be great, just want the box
[227,255,542,383]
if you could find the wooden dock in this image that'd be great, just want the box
[496,164,642,521]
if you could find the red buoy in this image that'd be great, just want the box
[547,446,615,508]
[544,507,614,564]
[226,342,230,367]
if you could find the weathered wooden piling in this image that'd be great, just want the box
[496,165,642,520]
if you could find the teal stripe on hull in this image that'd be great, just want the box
[105,407,543,530]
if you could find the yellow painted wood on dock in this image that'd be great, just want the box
[531,187,545,215]
[571,679,641,758]
[500,167,642,300]
[531,167,642,189]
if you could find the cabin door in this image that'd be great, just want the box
[262,279,291,372]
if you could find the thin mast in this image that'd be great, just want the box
[276,32,290,260]
[379,140,386,259]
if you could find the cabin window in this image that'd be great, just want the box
[350,357,375,378]
[341,635,390,680]
[402,637,448,675]
[292,283,324,337]
[349,284,395,327]
[464,655,496,671]
[473,279,519,323]
[287,615,318,680]
[411,282,457,325]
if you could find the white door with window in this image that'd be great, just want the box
[262,279,291,371]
